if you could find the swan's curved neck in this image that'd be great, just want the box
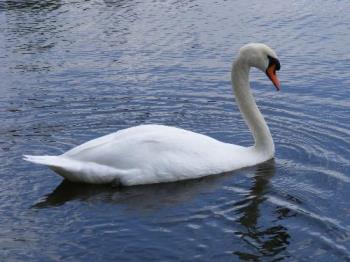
[232,58,274,156]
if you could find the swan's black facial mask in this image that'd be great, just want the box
[266,55,281,91]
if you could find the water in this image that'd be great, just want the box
[1,0,350,260]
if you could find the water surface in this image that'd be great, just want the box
[1,0,350,261]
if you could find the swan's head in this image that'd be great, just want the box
[239,43,281,90]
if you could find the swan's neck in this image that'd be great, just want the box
[232,59,275,156]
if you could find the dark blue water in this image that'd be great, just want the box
[1,0,350,261]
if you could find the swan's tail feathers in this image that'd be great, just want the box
[23,155,123,184]
[23,155,63,167]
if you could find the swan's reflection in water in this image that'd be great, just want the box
[233,160,290,260]
[33,171,230,211]
[33,159,290,259]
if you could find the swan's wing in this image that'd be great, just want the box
[62,125,248,185]
[64,124,225,164]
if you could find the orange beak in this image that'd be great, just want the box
[266,64,280,91]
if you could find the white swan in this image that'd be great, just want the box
[24,43,281,186]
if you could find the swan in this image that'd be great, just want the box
[24,43,281,186]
